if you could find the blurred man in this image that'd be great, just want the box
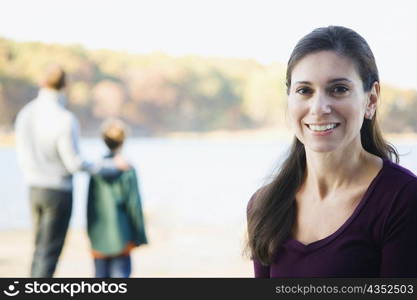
[15,64,126,277]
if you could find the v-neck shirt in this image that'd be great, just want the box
[251,159,417,277]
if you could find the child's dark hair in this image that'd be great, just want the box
[101,119,128,151]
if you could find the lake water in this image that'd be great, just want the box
[1,138,417,230]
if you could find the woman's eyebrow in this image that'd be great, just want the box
[294,81,312,85]
[294,78,353,85]
[327,78,352,84]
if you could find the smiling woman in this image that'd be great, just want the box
[288,50,377,153]
[246,26,417,278]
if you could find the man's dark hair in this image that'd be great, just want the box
[41,64,66,90]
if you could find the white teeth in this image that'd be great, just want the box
[308,123,337,132]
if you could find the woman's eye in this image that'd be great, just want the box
[331,86,349,94]
[296,87,312,95]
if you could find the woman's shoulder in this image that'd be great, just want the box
[381,159,417,190]
[378,162,417,240]
[375,160,417,210]
[384,159,417,179]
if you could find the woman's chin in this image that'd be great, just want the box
[305,142,340,153]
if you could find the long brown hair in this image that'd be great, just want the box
[247,26,399,265]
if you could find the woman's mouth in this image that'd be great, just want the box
[305,123,340,135]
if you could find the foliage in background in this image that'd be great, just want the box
[0,37,416,135]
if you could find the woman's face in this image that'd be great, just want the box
[287,50,377,153]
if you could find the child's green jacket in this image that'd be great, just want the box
[87,163,148,256]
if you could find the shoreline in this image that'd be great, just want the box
[1,129,416,147]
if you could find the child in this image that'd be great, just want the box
[87,119,148,278]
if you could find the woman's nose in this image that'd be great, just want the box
[310,92,331,116]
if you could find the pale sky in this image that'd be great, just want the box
[1,0,417,89]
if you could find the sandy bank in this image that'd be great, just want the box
[0,220,253,277]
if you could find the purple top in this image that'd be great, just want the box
[250,159,417,277]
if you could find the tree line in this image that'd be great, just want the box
[0,37,416,136]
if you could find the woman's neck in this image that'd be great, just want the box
[303,142,380,200]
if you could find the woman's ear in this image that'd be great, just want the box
[365,81,379,120]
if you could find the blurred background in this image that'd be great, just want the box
[1,0,417,277]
